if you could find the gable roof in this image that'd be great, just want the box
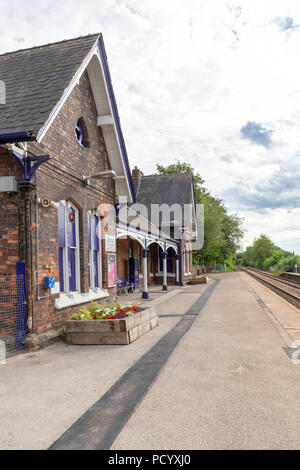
[135,173,197,238]
[0,33,135,202]
[0,33,99,136]
[136,173,194,209]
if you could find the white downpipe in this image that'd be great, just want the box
[176,257,180,284]
[143,255,148,294]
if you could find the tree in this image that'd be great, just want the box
[156,160,244,264]
[251,235,274,269]
[241,234,296,272]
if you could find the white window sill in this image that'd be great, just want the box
[55,288,109,310]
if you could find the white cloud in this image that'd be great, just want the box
[1,0,300,251]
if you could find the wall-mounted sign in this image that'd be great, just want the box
[105,234,116,252]
[51,282,60,295]
[107,253,116,287]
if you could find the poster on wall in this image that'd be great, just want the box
[105,234,116,252]
[107,253,116,287]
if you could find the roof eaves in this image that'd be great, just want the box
[97,36,136,203]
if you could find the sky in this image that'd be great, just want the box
[1,0,300,252]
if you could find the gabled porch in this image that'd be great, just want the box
[116,226,181,299]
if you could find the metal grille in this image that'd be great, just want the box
[0,273,26,359]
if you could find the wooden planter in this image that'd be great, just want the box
[188,277,207,285]
[65,306,158,345]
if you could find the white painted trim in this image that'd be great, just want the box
[97,115,113,126]
[93,47,133,202]
[116,227,146,248]
[36,41,133,203]
[55,288,109,310]
[60,200,80,294]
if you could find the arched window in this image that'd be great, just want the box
[75,117,89,148]
[88,211,102,288]
[58,201,80,293]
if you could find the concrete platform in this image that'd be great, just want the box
[0,283,208,450]
[3,273,299,450]
[111,272,300,450]
[240,271,300,345]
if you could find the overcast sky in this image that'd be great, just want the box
[1,0,300,252]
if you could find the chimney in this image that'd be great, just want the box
[131,165,143,194]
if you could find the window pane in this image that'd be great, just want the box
[68,247,77,292]
[67,206,76,247]
[94,250,99,287]
[88,212,92,251]
[94,214,100,251]
[59,247,64,292]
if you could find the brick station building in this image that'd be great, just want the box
[0,34,197,353]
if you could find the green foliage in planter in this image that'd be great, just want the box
[69,307,93,321]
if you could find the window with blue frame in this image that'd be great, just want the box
[88,211,102,289]
[58,201,80,293]
[159,247,174,273]
[75,117,89,148]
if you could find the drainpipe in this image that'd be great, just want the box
[178,243,183,286]
[19,180,36,334]
[36,200,39,300]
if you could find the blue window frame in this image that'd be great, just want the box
[58,201,80,293]
[88,211,102,288]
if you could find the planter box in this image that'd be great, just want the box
[65,306,158,345]
[188,277,207,285]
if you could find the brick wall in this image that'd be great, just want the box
[0,70,118,337]
[29,70,118,334]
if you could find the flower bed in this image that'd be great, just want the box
[65,302,158,345]
[69,302,141,321]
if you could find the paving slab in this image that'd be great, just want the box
[0,283,207,450]
[112,273,300,450]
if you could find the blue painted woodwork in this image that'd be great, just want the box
[9,150,50,182]
[75,119,87,147]
[129,258,139,290]
[159,247,173,273]
[59,247,64,292]
[15,262,26,349]
[88,213,100,288]
[0,131,32,144]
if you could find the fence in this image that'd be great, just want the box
[209,264,229,272]
[0,270,27,359]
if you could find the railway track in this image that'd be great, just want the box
[239,266,300,310]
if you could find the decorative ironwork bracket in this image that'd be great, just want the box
[9,150,51,181]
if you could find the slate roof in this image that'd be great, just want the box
[136,174,194,210]
[0,33,100,136]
